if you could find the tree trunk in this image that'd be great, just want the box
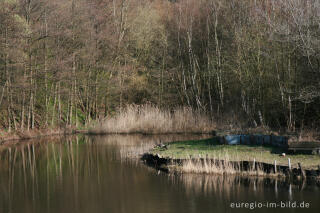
[51,83,57,126]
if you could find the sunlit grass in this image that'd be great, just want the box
[151,138,320,170]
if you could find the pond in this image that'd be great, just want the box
[0,135,319,213]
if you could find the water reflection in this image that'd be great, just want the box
[168,174,320,212]
[0,135,319,213]
[171,174,319,198]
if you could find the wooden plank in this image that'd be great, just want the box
[288,147,319,150]
[288,141,320,153]
[289,142,320,148]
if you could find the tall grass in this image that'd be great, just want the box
[175,157,278,177]
[181,158,238,175]
[89,104,215,134]
[297,129,320,142]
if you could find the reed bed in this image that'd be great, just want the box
[89,104,215,134]
[174,157,279,177]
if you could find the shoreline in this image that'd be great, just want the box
[1,128,319,180]
[142,153,320,180]
[0,128,212,145]
[85,131,213,136]
[0,128,77,145]
[143,137,320,179]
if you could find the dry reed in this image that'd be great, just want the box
[89,104,215,134]
[175,157,280,177]
[298,129,320,142]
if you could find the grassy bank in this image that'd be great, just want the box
[89,104,215,134]
[150,138,320,171]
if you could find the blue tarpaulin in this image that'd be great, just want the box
[271,136,287,147]
[240,135,251,145]
[225,135,241,145]
[254,135,264,145]
[263,135,271,145]
[221,134,287,147]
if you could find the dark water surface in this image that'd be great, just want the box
[0,135,319,213]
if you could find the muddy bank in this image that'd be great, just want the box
[0,127,76,145]
[142,153,320,180]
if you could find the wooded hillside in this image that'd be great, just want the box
[0,0,319,132]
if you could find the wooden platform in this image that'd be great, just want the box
[288,142,320,154]
[215,132,320,155]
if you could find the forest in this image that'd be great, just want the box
[0,0,320,134]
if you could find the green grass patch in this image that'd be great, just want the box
[150,138,320,170]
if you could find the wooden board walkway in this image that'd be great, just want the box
[288,142,320,154]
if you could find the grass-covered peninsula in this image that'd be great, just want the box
[149,138,320,171]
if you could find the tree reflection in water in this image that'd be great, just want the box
[0,135,319,213]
